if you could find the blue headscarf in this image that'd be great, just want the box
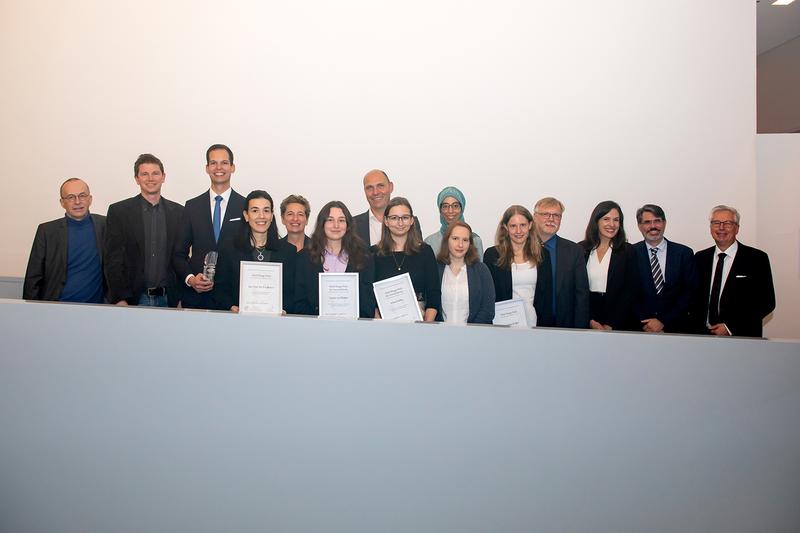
[437,186,467,236]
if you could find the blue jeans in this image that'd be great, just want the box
[138,292,168,307]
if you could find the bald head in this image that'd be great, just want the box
[362,169,394,215]
[59,178,92,221]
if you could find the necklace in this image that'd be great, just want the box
[392,251,406,271]
[251,235,267,261]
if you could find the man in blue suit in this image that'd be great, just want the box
[632,204,697,333]
[173,144,247,309]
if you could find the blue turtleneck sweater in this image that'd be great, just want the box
[60,215,104,303]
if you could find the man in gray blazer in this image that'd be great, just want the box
[24,178,105,302]
[533,197,590,328]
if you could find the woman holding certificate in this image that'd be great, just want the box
[293,201,376,318]
[423,186,484,259]
[213,190,297,313]
[373,197,441,322]
[483,205,554,327]
[579,200,638,331]
[435,221,495,324]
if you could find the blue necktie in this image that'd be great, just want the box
[213,195,223,243]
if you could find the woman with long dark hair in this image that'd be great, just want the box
[213,190,296,312]
[579,200,638,330]
[373,197,440,322]
[293,201,376,317]
[483,205,553,327]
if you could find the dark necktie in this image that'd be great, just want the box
[707,252,726,324]
[650,247,664,294]
[213,195,223,243]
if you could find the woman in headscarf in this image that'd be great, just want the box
[424,186,484,259]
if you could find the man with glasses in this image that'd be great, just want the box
[353,169,421,246]
[174,144,246,309]
[105,154,184,307]
[693,205,775,337]
[24,178,106,302]
[631,204,696,333]
[532,197,589,328]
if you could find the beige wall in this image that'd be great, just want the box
[758,36,800,133]
[757,133,800,339]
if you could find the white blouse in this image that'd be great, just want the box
[511,262,538,327]
[587,247,611,293]
[441,264,469,324]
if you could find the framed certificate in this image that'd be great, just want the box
[493,299,527,328]
[238,261,283,315]
[373,272,423,322]
[319,272,360,319]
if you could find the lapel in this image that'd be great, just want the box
[128,197,146,255]
[57,217,68,268]
[553,236,564,293]
[91,214,103,252]
[164,200,180,247]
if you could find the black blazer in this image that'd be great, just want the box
[435,261,495,324]
[212,232,297,312]
[353,210,422,247]
[692,242,775,338]
[293,249,377,318]
[482,246,555,327]
[551,235,590,329]
[104,195,184,306]
[173,189,247,309]
[23,213,106,301]
[633,239,697,333]
[579,240,639,331]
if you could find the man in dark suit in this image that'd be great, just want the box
[693,205,775,338]
[632,204,696,333]
[105,154,184,307]
[24,178,105,303]
[532,197,589,328]
[352,169,421,247]
[173,144,246,309]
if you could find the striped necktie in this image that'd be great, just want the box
[650,247,664,294]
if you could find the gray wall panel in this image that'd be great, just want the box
[1,300,798,533]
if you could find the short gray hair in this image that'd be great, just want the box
[709,205,740,225]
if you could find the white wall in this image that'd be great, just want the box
[1,1,756,277]
[757,134,800,340]
[758,36,800,133]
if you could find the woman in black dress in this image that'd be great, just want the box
[213,190,296,313]
[373,197,440,322]
[293,200,376,318]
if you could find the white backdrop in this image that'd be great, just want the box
[1,0,756,277]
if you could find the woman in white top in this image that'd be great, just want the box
[579,200,638,331]
[483,205,554,327]
[435,221,495,324]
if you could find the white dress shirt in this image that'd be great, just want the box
[368,210,382,246]
[647,239,668,280]
[441,264,469,324]
[706,241,739,331]
[209,187,233,222]
[587,247,612,293]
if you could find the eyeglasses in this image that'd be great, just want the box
[386,215,413,224]
[710,220,737,229]
[639,218,664,226]
[61,192,90,203]
[536,212,562,220]
[440,202,462,211]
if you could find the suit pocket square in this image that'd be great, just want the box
[229,217,241,222]
[735,274,747,278]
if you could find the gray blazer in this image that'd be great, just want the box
[436,261,496,324]
[23,213,106,301]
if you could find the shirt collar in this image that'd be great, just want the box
[715,240,738,258]
[209,188,232,203]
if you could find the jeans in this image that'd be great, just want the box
[138,292,168,307]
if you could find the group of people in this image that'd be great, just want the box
[24,144,776,338]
